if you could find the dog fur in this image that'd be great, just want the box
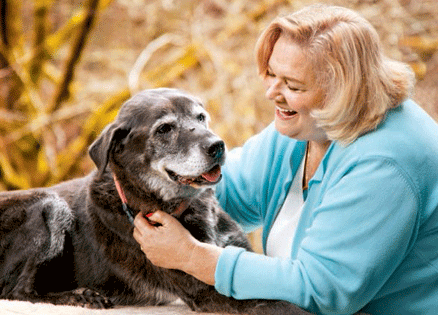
[0,88,310,314]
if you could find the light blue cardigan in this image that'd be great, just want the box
[214,99,438,314]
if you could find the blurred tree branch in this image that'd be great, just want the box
[48,0,100,112]
[0,0,129,190]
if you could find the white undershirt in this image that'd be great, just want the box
[266,157,305,258]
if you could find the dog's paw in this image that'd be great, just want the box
[246,300,313,315]
[67,288,113,309]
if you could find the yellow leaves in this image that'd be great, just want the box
[399,36,438,57]
[143,45,203,88]
[1,0,23,52]
[399,36,438,80]
[45,9,86,56]
[211,90,260,148]
[216,0,287,43]
[408,61,428,80]
[0,148,31,189]
[0,0,116,190]
[45,0,112,56]
[49,88,130,185]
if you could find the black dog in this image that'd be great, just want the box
[0,88,311,314]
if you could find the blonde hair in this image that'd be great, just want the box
[256,4,415,144]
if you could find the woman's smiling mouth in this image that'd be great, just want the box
[276,106,298,119]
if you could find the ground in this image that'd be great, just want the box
[0,299,212,315]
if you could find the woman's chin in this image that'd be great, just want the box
[274,119,301,139]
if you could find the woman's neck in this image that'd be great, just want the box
[303,140,331,189]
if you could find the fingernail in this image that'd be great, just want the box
[146,213,153,218]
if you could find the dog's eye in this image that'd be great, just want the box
[197,113,206,122]
[156,123,173,135]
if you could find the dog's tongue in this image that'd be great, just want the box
[201,165,221,183]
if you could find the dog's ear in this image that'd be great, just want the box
[88,123,131,177]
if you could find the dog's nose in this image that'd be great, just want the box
[207,140,225,159]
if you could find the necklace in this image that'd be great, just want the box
[302,140,332,191]
[302,142,310,191]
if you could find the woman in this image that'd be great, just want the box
[133,4,438,314]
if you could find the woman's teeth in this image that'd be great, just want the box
[277,106,297,117]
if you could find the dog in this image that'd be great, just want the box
[0,88,311,314]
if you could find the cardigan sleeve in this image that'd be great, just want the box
[215,157,420,315]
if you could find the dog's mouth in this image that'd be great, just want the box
[166,164,222,187]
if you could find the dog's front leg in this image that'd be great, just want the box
[3,256,112,309]
[164,270,312,315]
[3,256,40,302]
[180,287,312,315]
[40,288,113,309]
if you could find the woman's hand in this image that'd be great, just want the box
[133,210,196,271]
[133,210,222,285]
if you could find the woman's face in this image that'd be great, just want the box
[263,35,327,142]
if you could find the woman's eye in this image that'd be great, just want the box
[286,83,304,92]
[156,123,173,134]
[266,70,275,77]
[287,85,301,91]
[197,113,206,122]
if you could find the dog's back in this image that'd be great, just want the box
[0,188,76,300]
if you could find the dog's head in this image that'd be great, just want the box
[89,88,226,201]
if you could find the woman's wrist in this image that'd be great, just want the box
[183,240,223,286]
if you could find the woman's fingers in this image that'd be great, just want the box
[132,210,196,270]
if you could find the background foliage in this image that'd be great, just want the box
[1,0,437,192]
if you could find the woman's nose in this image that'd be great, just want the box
[265,80,285,102]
